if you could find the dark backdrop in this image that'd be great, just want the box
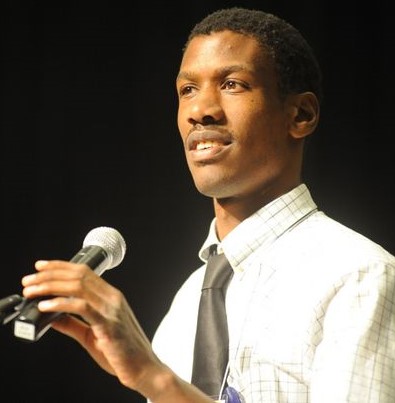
[1,1,393,402]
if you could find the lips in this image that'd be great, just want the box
[186,129,232,163]
[196,140,225,151]
[187,129,232,151]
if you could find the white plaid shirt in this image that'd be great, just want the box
[152,184,395,402]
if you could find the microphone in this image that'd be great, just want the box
[0,294,25,325]
[13,226,127,342]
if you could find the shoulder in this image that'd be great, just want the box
[271,210,395,278]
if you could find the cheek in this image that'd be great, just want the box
[238,112,287,166]
[234,96,267,126]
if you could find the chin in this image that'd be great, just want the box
[195,182,233,199]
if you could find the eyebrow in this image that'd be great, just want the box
[176,64,251,82]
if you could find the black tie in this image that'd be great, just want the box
[191,245,233,397]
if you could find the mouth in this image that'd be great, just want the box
[187,129,233,151]
[185,128,233,163]
[187,136,232,164]
[195,140,230,151]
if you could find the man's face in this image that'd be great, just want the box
[176,30,296,203]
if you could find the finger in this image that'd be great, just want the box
[50,315,115,375]
[22,279,82,299]
[22,261,91,286]
[23,261,123,324]
[38,296,102,325]
[22,263,99,298]
[51,312,90,336]
[34,260,81,272]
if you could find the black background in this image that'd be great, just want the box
[1,1,394,402]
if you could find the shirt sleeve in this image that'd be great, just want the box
[310,261,395,403]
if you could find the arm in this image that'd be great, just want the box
[311,263,395,402]
[21,260,214,403]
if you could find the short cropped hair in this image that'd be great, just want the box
[184,7,323,103]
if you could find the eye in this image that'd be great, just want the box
[223,80,238,90]
[222,79,248,92]
[178,85,195,97]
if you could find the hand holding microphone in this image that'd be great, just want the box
[14,226,126,342]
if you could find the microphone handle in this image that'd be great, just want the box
[70,245,108,275]
[13,245,108,342]
[14,299,63,342]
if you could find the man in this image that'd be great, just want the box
[20,7,395,402]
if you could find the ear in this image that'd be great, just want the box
[287,92,320,139]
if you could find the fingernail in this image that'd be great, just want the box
[22,274,36,286]
[38,300,54,310]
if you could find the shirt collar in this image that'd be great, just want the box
[198,184,318,272]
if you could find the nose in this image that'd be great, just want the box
[187,87,224,125]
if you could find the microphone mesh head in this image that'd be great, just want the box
[83,227,127,270]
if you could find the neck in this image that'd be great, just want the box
[213,182,301,240]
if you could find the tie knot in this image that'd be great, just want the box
[202,250,233,290]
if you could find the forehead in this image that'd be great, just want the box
[180,30,269,72]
